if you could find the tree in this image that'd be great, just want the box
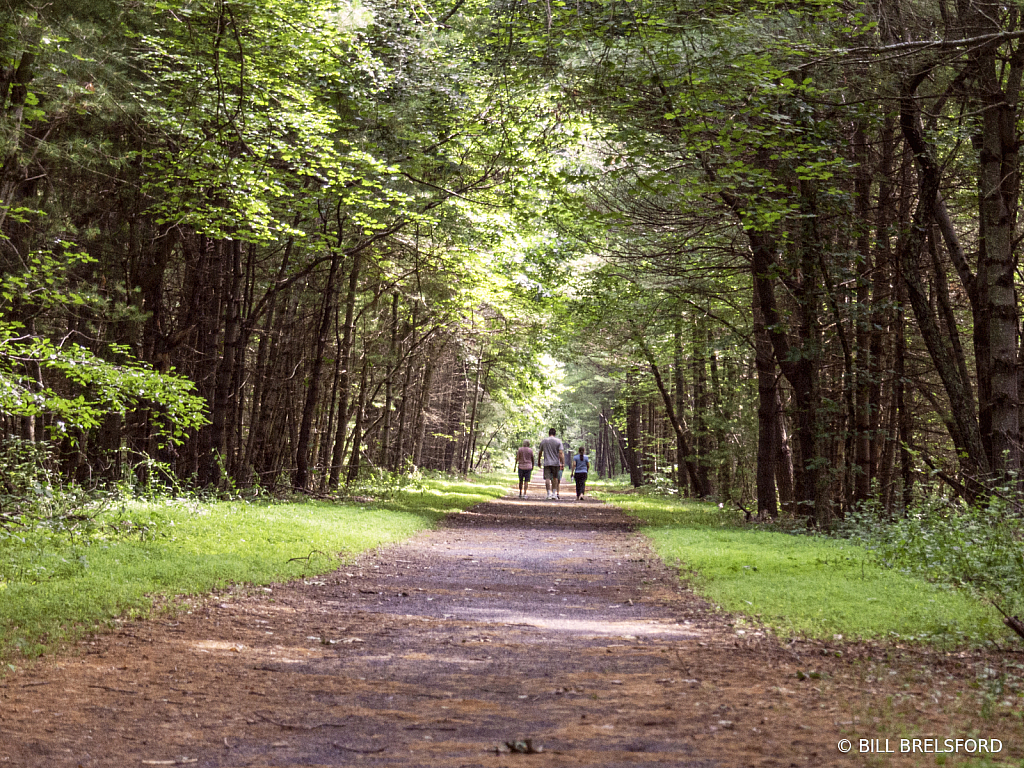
[502,0,1021,519]
[0,0,572,491]
[0,251,207,454]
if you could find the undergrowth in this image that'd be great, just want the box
[840,488,1024,630]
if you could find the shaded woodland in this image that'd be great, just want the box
[2,0,1024,529]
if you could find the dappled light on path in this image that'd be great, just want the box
[3,488,1019,766]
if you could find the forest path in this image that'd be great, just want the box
[0,490,973,767]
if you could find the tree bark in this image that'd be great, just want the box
[209,239,242,487]
[461,342,485,473]
[413,344,439,468]
[294,246,342,490]
[753,286,779,519]
[853,120,873,504]
[691,317,714,496]
[968,5,1022,479]
[329,252,363,488]
[624,380,644,488]
[377,292,400,468]
[673,318,690,495]
[746,228,823,524]
[345,355,369,484]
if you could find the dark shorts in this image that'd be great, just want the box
[518,468,533,482]
[543,465,560,481]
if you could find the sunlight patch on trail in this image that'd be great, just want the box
[454,609,700,638]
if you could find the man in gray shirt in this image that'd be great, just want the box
[537,428,565,500]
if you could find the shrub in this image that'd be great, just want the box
[842,490,1024,624]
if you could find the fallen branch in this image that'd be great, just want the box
[287,549,330,565]
[986,599,1024,643]
[1005,615,1024,642]
[255,712,352,730]
[88,684,137,695]
[333,742,386,754]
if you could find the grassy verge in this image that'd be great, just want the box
[593,484,1011,647]
[0,475,508,663]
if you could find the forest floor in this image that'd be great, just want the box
[1,489,1022,767]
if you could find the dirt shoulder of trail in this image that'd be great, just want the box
[1,491,1022,767]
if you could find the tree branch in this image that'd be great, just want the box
[843,29,1024,56]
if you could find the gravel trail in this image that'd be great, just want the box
[0,491,893,767]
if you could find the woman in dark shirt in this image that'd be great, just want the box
[570,446,590,501]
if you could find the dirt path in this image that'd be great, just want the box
[1,492,1020,766]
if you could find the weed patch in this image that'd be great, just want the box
[841,493,1024,626]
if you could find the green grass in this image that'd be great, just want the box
[598,489,1011,647]
[0,475,508,662]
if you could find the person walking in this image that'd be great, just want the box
[570,445,591,500]
[515,440,535,498]
[537,428,564,500]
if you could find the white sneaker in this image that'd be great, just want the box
[547,492,553,499]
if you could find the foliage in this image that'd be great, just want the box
[0,437,64,519]
[0,251,208,444]
[841,490,1024,626]
[135,0,402,242]
[601,487,1012,647]
[0,438,179,540]
[342,465,428,501]
[0,0,573,492]
[0,331,208,443]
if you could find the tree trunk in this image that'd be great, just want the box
[672,318,690,494]
[898,73,989,488]
[853,120,874,504]
[461,342,485,473]
[375,293,398,468]
[413,344,439,468]
[869,118,896,503]
[773,385,796,514]
[294,247,342,490]
[636,334,707,495]
[392,343,415,471]
[192,236,225,486]
[691,317,714,496]
[753,287,779,519]
[329,252,363,488]
[625,387,644,488]
[895,272,914,511]
[209,239,242,487]
[746,227,823,524]
[345,356,369,484]
[969,11,1022,479]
